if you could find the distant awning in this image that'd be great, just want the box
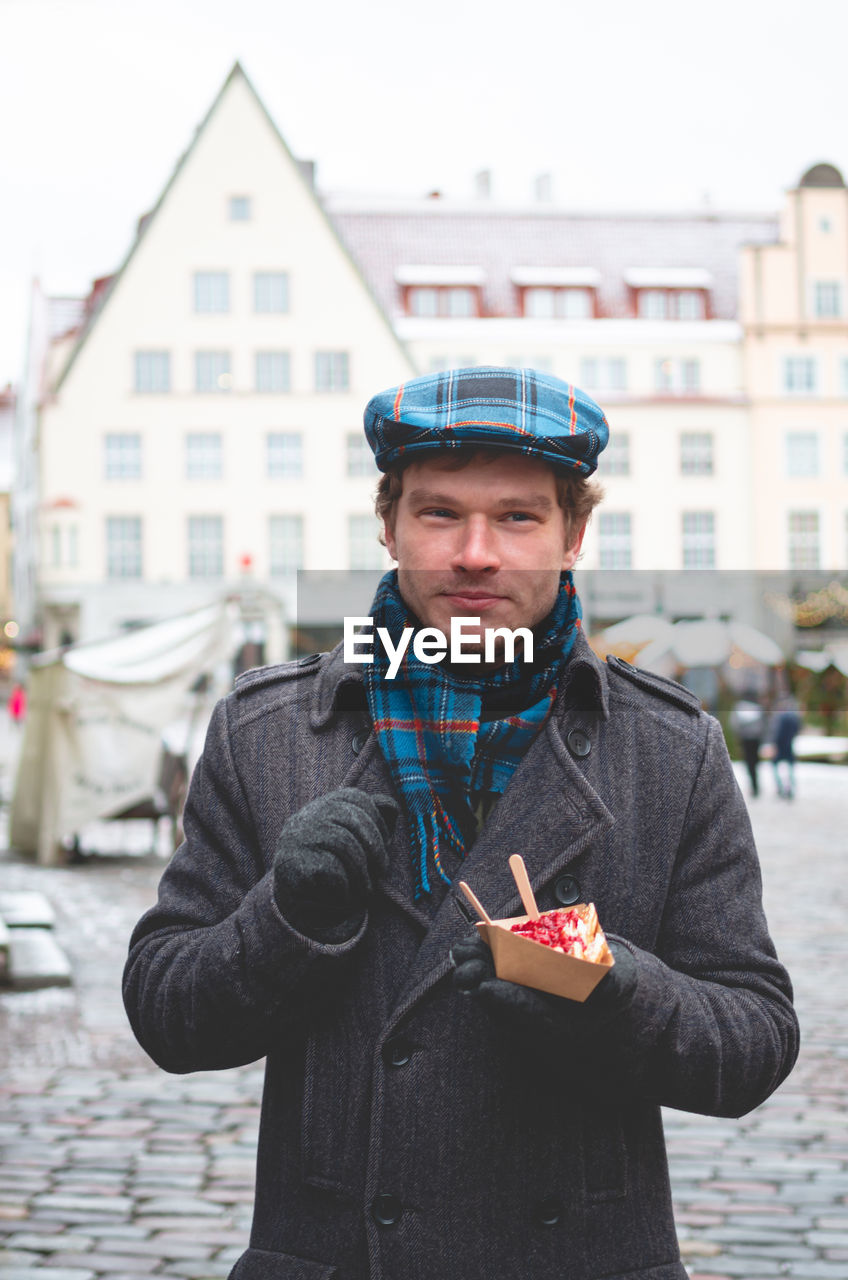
[394,265,487,286]
[624,268,713,289]
[510,267,601,287]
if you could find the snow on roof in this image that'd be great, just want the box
[395,264,487,285]
[624,267,714,288]
[330,206,778,321]
[510,266,602,287]
[47,296,86,340]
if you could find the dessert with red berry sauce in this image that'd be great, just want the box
[510,902,608,963]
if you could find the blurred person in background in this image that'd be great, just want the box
[730,691,767,797]
[7,681,26,728]
[772,693,802,800]
[124,368,798,1280]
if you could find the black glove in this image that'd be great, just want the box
[273,788,398,943]
[451,932,637,1042]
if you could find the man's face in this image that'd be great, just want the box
[383,452,585,640]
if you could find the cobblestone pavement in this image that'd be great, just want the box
[0,762,846,1279]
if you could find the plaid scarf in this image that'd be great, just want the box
[363,571,582,898]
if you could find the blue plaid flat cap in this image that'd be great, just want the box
[364,367,609,476]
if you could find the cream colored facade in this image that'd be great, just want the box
[34,66,412,648]
[25,64,847,653]
[740,165,848,571]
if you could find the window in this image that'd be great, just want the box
[348,514,384,570]
[598,513,632,569]
[783,356,817,395]
[188,516,224,579]
[814,281,842,318]
[844,432,848,474]
[407,286,478,317]
[681,360,700,394]
[256,351,291,393]
[51,525,61,567]
[579,357,627,392]
[254,272,289,313]
[105,433,142,480]
[134,351,170,393]
[186,432,223,480]
[195,351,232,392]
[106,516,142,579]
[445,288,476,317]
[786,432,819,478]
[639,290,667,320]
[315,351,350,392]
[655,358,700,395]
[602,433,630,476]
[194,272,229,313]
[682,512,715,569]
[269,515,304,576]
[788,512,820,569]
[637,289,706,320]
[676,290,705,320]
[841,358,848,397]
[680,432,714,476]
[409,288,440,318]
[229,195,251,221]
[346,432,375,477]
[523,287,593,319]
[267,432,302,479]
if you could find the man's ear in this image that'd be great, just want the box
[383,520,397,561]
[562,521,587,571]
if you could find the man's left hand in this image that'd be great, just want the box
[450,933,638,1039]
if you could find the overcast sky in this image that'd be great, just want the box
[2,0,846,386]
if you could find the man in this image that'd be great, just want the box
[124,368,798,1280]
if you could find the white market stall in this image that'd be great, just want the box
[9,603,239,865]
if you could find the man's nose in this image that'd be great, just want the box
[451,517,500,573]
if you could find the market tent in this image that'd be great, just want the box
[10,603,239,865]
[636,619,784,674]
[588,614,675,664]
[794,642,848,677]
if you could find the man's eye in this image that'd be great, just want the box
[421,508,455,519]
[504,512,536,522]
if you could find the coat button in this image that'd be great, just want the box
[372,1193,403,1226]
[553,874,580,906]
[352,729,369,755]
[383,1037,412,1068]
[534,1196,562,1226]
[566,728,591,758]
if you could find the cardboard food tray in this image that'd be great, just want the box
[476,906,614,1003]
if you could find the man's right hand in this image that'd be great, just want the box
[273,788,399,943]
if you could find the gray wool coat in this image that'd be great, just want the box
[123,631,799,1280]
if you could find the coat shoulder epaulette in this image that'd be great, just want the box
[605,654,702,716]
[234,652,325,697]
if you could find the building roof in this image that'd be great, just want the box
[329,204,779,321]
[51,63,410,395]
[47,296,87,341]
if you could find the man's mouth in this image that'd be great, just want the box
[441,590,507,609]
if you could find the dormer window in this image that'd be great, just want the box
[396,266,485,318]
[512,268,600,319]
[626,269,712,320]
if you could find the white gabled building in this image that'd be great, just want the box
[25,64,413,650]
[19,61,847,657]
